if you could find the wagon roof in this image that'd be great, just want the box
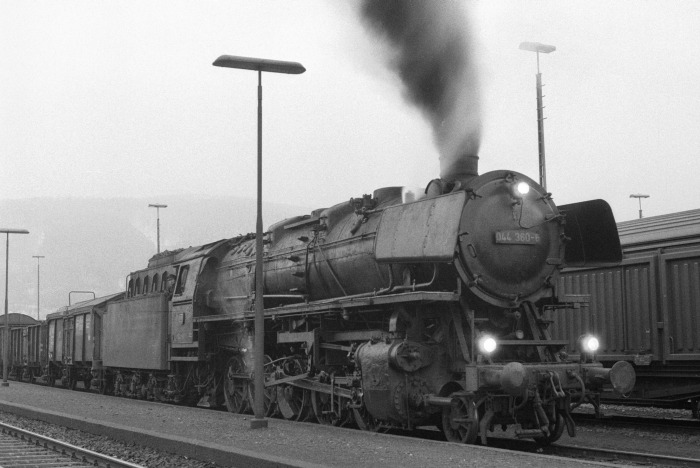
[617,208,700,247]
[0,313,39,328]
[47,291,125,319]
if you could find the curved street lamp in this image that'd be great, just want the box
[630,193,650,219]
[213,55,305,429]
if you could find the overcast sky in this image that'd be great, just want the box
[2,1,699,224]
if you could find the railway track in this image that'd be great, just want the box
[573,411,700,433]
[407,424,700,467]
[482,437,700,468]
[0,421,144,468]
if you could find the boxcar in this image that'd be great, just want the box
[551,208,700,417]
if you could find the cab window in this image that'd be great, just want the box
[175,265,189,296]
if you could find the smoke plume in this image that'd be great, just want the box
[359,0,481,182]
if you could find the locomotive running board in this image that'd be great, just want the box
[193,290,460,322]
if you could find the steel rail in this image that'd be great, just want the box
[0,421,145,468]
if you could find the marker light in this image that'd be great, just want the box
[579,335,600,354]
[478,335,498,354]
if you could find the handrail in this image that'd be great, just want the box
[68,290,95,306]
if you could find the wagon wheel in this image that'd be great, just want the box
[46,367,56,387]
[311,391,351,426]
[352,405,386,432]
[442,395,479,444]
[276,358,311,421]
[98,374,112,395]
[114,372,125,397]
[83,374,92,392]
[223,356,250,414]
[692,399,700,420]
[535,412,565,446]
[247,355,277,417]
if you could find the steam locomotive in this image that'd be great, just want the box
[4,168,636,445]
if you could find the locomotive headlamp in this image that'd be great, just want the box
[579,334,600,354]
[478,335,498,354]
[511,181,530,198]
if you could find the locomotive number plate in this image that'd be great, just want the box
[495,230,540,245]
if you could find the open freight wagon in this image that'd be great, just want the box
[44,293,124,388]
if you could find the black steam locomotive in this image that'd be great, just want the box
[4,168,635,445]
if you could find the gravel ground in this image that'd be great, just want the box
[567,403,700,460]
[577,402,697,420]
[4,381,694,468]
[0,410,223,468]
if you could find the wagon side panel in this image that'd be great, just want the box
[103,294,169,370]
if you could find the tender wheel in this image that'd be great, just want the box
[247,355,277,417]
[311,391,350,426]
[442,395,479,444]
[223,356,250,414]
[535,413,565,446]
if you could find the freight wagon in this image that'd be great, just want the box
[552,208,700,417]
[44,293,124,388]
[0,313,39,381]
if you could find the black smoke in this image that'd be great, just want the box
[359,0,481,181]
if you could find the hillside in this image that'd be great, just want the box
[0,196,313,319]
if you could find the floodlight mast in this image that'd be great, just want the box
[32,255,45,320]
[520,42,556,191]
[149,204,168,254]
[213,54,305,430]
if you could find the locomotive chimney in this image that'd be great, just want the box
[440,152,479,188]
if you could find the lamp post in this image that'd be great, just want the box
[148,204,167,254]
[630,193,650,219]
[519,41,556,191]
[1,228,29,387]
[32,255,44,320]
[213,54,305,429]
